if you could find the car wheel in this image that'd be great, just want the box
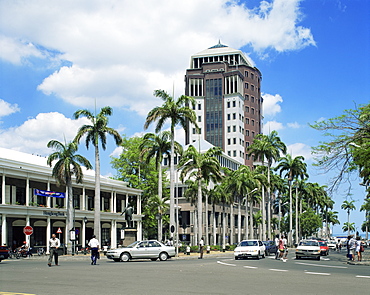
[151,258,158,261]
[262,252,265,258]
[265,250,269,256]
[113,258,120,262]
[316,256,320,261]
[235,256,239,260]
[120,252,130,262]
[256,252,260,260]
[159,252,168,261]
[296,255,300,260]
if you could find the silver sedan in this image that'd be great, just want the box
[106,240,176,262]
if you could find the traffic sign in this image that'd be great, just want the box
[23,225,33,236]
[56,227,62,234]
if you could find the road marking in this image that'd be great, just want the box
[0,293,36,295]
[243,266,258,269]
[296,262,347,269]
[356,275,370,279]
[305,271,331,276]
[217,261,236,267]
[269,268,288,272]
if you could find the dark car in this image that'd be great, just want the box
[0,246,10,262]
[263,240,278,256]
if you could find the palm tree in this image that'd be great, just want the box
[341,200,356,236]
[360,197,370,240]
[147,195,170,241]
[342,222,355,234]
[139,131,182,242]
[326,210,340,237]
[179,145,222,244]
[144,89,197,238]
[248,131,286,240]
[227,165,258,243]
[276,154,307,245]
[73,106,122,241]
[47,140,92,254]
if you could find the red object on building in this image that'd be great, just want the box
[23,226,33,236]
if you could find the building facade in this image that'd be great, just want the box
[185,42,263,166]
[0,147,142,252]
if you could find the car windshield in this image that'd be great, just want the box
[239,241,258,247]
[300,241,319,246]
[319,241,327,246]
[126,241,141,248]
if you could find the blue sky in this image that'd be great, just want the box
[0,0,369,236]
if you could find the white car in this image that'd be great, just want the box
[327,240,337,250]
[234,240,266,260]
[106,240,176,262]
[296,240,321,260]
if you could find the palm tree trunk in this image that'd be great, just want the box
[222,204,226,250]
[244,198,249,239]
[261,185,266,240]
[158,164,163,242]
[237,198,241,243]
[169,128,175,238]
[94,144,101,242]
[213,204,216,245]
[205,193,209,246]
[289,181,293,246]
[66,178,73,255]
[197,178,202,243]
[249,201,254,239]
[193,205,198,246]
[267,163,271,240]
[230,202,234,245]
[295,186,298,244]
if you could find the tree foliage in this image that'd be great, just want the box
[310,103,370,191]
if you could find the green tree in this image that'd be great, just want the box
[248,130,286,240]
[73,106,122,242]
[326,210,340,237]
[111,135,164,238]
[179,145,222,244]
[139,131,182,242]
[360,197,370,240]
[47,140,92,254]
[341,200,356,235]
[227,165,259,242]
[300,209,322,238]
[311,103,370,192]
[276,154,308,245]
[146,195,170,240]
[144,89,197,238]
[342,222,355,234]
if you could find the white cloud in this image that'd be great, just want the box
[0,36,44,65]
[287,122,300,129]
[263,120,284,133]
[262,93,283,117]
[0,99,20,117]
[0,112,89,155]
[286,142,312,161]
[0,0,315,116]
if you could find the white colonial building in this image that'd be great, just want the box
[0,147,142,253]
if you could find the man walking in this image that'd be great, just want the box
[48,234,60,267]
[88,235,100,265]
[198,237,204,259]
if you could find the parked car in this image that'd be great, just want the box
[327,240,337,250]
[263,240,278,256]
[234,240,265,260]
[296,240,321,260]
[106,240,175,262]
[318,240,329,256]
[0,246,10,262]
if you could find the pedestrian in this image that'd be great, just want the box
[349,235,356,261]
[88,235,100,265]
[355,236,362,262]
[48,234,60,267]
[278,237,284,260]
[198,237,204,259]
[274,235,280,260]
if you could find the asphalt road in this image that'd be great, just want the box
[1,251,369,295]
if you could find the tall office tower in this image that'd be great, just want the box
[185,42,263,166]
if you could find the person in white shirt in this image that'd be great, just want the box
[198,237,204,259]
[88,235,100,265]
[48,234,60,267]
